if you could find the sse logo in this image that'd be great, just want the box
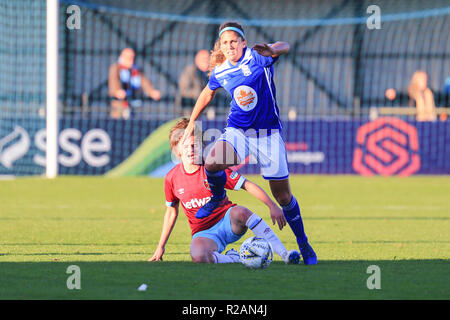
[352,117,420,176]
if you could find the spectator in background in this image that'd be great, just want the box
[385,88,397,101]
[407,70,437,122]
[108,48,161,119]
[176,49,210,116]
[385,70,437,121]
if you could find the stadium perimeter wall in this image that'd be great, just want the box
[1,118,448,176]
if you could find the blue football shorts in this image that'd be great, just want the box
[192,206,245,253]
[217,127,290,180]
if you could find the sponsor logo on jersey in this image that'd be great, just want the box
[233,85,258,111]
[182,196,211,209]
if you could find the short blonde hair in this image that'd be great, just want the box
[169,118,190,150]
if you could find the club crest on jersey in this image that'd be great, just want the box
[203,179,211,190]
[241,64,252,76]
[234,85,258,111]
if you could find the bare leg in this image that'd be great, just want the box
[268,178,306,243]
[204,140,239,173]
[268,178,293,206]
[190,237,218,263]
[268,178,317,264]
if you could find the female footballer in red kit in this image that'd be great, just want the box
[149,118,300,264]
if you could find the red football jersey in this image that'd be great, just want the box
[164,164,246,235]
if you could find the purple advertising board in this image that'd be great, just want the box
[0,117,448,176]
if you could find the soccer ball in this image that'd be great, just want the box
[239,236,273,269]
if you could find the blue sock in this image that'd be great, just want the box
[205,169,226,200]
[282,196,308,245]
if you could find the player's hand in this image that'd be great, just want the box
[252,43,275,57]
[148,247,165,262]
[115,89,127,100]
[181,121,195,148]
[150,89,161,101]
[269,205,286,230]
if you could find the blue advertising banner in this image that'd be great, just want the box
[0,117,448,176]
[0,118,164,176]
[200,117,450,176]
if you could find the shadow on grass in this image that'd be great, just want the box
[0,259,448,300]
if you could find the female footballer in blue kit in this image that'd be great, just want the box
[182,22,317,264]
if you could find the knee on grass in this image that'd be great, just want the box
[190,248,214,264]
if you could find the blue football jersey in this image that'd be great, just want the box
[208,47,282,131]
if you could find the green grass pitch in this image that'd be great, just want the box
[0,175,448,299]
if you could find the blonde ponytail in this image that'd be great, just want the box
[208,21,245,77]
[208,39,226,77]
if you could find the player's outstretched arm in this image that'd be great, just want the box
[182,85,215,145]
[148,205,179,262]
[253,41,290,57]
[241,179,287,230]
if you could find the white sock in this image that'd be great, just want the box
[212,251,240,264]
[245,213,289,262]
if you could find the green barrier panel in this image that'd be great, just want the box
[105,118,180,177]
